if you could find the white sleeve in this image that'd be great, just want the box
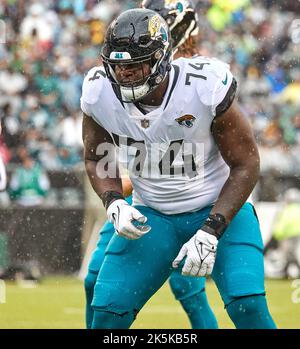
[197,59,236,118]
[0,158,6,191]
[80,66,105,118]
[80,97,92,117]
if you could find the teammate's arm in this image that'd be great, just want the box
[210,100,260,224]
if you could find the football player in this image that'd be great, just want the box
[82,9,276,329]
[84,0,218,329]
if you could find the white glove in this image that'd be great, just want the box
[172,229,218,277]
[107,199,151,240]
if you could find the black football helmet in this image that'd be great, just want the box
[141,0,199,50]
[102,8,172,103]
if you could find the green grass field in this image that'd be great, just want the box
[0,277,299,329]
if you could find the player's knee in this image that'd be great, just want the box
[169,272,204,300]
[91,290,138,329]
[92,309,134,329]
[226,294,276,329]
[230,296,259,315]
[169,275,188,300]
[91,281,140,319]
[225,269,265,300]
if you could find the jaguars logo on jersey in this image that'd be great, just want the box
[175,114,196,128]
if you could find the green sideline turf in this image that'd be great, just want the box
[0,277,298,329]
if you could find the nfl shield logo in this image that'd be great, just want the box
[141,119,150,129]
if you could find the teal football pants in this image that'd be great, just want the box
[89,202,275,328]
[85,217,217,329]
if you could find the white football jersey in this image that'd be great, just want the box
[81,56,236,214]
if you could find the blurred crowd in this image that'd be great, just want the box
[195,0,300,176]
[0,0,131,173]
[0,0,300,204]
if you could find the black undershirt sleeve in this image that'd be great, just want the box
[215,77,237,118]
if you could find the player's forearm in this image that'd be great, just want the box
[210,160,260,224]
[85,159,123,206]
[209,101,261,231]
[121,176,133,197]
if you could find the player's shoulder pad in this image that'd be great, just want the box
[81,66,106,105]
[197,56,231,88]
[188,56,234,107]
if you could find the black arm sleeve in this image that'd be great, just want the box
[215,77,237,118]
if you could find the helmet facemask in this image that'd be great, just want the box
[115,59,153,102]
